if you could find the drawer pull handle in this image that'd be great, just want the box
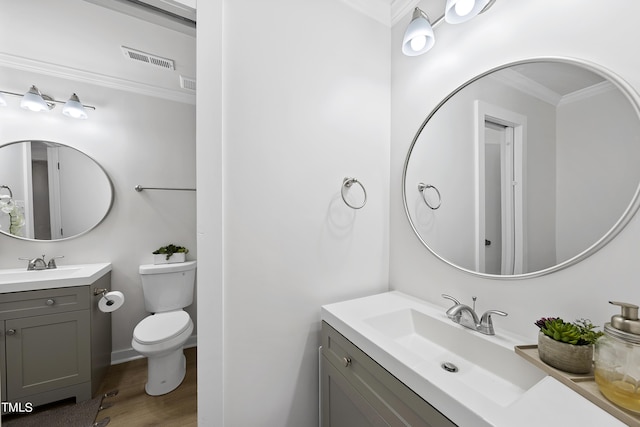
[343,357,352,367]
[46,299,55,306]
[6,329,16,336]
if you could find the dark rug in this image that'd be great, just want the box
[3,396,107,427]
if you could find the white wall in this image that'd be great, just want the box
[0,67,197,360]
[391,1,640,342]
[57,145,112,237]
[556,86,640,262]
[195,0,223,424]
[197,0,390,425]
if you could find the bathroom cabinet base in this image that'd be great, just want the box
[0,273,112,409]
[321,321,456,427]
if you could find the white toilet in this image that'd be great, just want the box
[132,260,197,396]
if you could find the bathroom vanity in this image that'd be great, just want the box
[322,321,455,426]
[0,263,112,408]
[321,292,627,426]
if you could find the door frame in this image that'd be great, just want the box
[474,100,528,274]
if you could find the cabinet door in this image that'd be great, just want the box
[322,322,456,427]
[322,355,389,427]
[5,310,90,399]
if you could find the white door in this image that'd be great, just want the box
[476,100,527,275]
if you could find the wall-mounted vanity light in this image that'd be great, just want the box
[402,0,496,56]
[402,8,436,56]
[20,85,54,112]
[0,85,95,119]
[62,93,89,119]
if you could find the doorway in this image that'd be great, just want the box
[475,101,527,274]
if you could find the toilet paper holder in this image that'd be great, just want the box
[94,288,115,306]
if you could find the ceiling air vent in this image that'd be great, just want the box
[180,75,196,91]
[121,46,175,70]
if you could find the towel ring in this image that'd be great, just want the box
[341,177,367,209]
[418,183,441,210]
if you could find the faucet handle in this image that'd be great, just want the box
[479,310,508,335]
[442,294,463,322]
[47,256,64,269]
[441,294,460,306]
[18,257,36,270]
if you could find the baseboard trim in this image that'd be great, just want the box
[111,334,197,365]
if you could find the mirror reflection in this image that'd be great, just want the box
[0,140,113,241]
[403,59,640,278]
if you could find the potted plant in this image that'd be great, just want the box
[152,244,189,264]
[535,317,603,374]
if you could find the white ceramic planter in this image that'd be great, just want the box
[153,252,186,264]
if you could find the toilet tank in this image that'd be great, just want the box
[139,260,197,313]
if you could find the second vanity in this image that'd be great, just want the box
[0,263,112,408]
[321,291,626,426]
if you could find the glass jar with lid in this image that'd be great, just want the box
[594,301,640,413]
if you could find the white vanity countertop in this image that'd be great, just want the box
[0,263,112,293]
[321,291,625,427]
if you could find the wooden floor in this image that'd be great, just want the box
[95,347,197,426]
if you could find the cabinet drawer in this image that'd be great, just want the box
[322,321,456,427]
[0,287,90,320]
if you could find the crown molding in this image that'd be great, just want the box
[391,0,420,26]
[491,68,562,106]
[558,81,614,106]
[0,53,195,105]
[491,68,614,107]
[339,0,417,27]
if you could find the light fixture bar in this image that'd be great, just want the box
[0,89,96,110]
[402,0,497,57]
[426,0,496,29]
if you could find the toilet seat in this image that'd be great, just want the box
[133,311,191,344]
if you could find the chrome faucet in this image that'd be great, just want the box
[442,294,507,335]
[18,255,64,271]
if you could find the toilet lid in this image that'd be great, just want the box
[134,311,191,344]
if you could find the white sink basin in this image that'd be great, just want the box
[364,308,534,407]
[321,291,624,426]
[0,263,112,292]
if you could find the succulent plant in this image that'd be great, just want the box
[535,317,603,345]
[153,244,189,260]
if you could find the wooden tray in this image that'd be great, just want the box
[515,345,640,427]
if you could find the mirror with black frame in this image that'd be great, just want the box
[403,58,640,279]
[0,140,113,241]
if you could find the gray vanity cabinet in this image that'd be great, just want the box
[0,273,112,408]
[5,309,91,401]
[321,321,456,427]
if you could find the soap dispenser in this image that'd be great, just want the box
[594,301,640,413]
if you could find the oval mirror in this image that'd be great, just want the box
[0,140,113,241]
[403,58,640,279]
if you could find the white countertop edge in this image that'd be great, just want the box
[491,376,626,426]
[0,262,112,293]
